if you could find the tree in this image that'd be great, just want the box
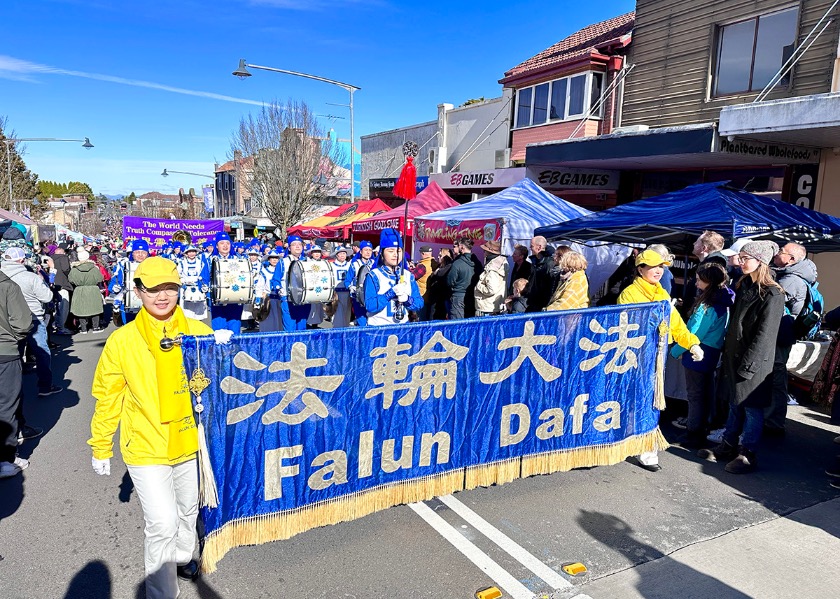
[230,99,346,238]
[0,116,39,212]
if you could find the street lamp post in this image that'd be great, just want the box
[3,137,93,211]
[232,59,359,206]
[161,168,213,179]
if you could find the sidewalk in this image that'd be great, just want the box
[578,497,840,599]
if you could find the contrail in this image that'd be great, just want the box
[0,55,266,107]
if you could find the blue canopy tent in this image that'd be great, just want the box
[415,178,631,293]
[535,182,840,253]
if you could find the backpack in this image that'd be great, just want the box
[792,280,824,340]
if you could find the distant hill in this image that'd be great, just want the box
[102,194,125,201]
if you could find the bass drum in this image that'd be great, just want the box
[212,257,254,305]
[123,261,142,310]
[289,260,336,305]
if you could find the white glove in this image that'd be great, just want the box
[393,281,410,299]
[92,457,111,476]
[200,284,209,293]
[214,329,234,345]
[689,345,704,362]
[111,284,122,293]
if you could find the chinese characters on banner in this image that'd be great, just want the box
[181,302,670,572]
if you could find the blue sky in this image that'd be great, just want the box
[0,0,635,196]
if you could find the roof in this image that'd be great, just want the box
[351,182,459,234]
[138,191,180,201]
[286,199,391,239]
[215,156,254,172]
[501,11,634,84]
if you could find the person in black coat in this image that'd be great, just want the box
[700,240,784,474]
[508,245,532,297]
[524,236,556,312]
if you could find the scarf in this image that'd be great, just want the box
[135,306,198,461]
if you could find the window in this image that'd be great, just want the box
[550,78,567,120]
[532,83,549,125]
[714,7,798,96]
[568,75,586,117]
[513,71,603,128]
[516,88,532,128]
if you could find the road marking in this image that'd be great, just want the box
[408,501,535,599]
[438,494,572,589]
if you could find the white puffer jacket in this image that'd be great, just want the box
[474,255,509,314]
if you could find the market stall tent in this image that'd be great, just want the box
[535,181,840,252]
[351,181,459,251]
[415,178,631,293]
[287,199,390,240]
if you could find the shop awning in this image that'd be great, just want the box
[351,182,458,236]
[535,181,840,252]
[287,199,390,239]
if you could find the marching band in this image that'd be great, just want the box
[114,227,413,334]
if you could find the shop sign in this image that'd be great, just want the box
[526,166,619,191]
[369,177,429,193]
[414,218,501,244]
[352,216,409,234]
[787,164,820,210]
[717,138,820,164]
[430,168,526,190]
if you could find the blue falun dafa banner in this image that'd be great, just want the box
[181,301,671,572]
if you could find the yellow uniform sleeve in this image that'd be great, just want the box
[669,303,700,350]
[88,336,128,460]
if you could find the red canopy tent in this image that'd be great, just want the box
[351,182,458,252]
[287,199,390,239]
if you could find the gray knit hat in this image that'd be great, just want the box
[741,240,779,265]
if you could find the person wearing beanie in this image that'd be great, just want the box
[279,235,310,331]
[618,248,704,472]
[68,248,105,333]
[305,246,326,328]
[364,228,423,326]
[89,257,214,598]
[699,240,784,474]
[347,240,375,326]
[254,249,285,333]
[208,232,246,333]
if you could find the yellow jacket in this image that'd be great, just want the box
[88,315,213,466]
[617,277,699,350]
[546,270,589,312]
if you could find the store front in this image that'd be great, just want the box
[428,167,526,203]
[368,176,429,205]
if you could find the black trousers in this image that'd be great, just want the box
[0,357,23,463]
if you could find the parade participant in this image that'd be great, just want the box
[279,235,309,331]
[89,257,215,598]
[201,241,214,265]
[209,232,245,333]
[110,240,149,325]
[177,245,210,321]
[255,249,285,332]
[364,228,423,326]
[233,242,246,258]
[331,246,352,328]
[348,240,375,327]
[240,247,264,331]
[160,243,171,259]
[618,249,703,472]
[170,242,183,261]
[699,241,785,474]
[0,268,32,479]
[306,245,326,328]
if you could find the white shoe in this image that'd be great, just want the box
[707,428,725,443]
[0,458,28,478]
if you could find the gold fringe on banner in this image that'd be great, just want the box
[653,320,669,411]
[199,429,668,573]
[200,469,465,573]
[521,428,668,477]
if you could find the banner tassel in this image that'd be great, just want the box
[197,414,219,509]
[653,320,668,411]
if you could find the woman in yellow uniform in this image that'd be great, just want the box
[618,249,704,472]
[88,257,213,599]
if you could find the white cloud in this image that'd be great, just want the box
[0,55,267,107]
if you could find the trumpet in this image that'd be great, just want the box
[172,230,192,245]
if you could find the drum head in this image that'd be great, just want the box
[211,259,222,303]
[289,261,305,305]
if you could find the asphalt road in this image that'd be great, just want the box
[1,323,839,599]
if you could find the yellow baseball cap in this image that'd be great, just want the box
[133,256,181,288]
[635,249,672,267]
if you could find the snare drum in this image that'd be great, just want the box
[212,257,254,305]
[289,260,336,305]
[123,261,142,310]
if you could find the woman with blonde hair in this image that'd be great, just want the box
[545,250,589,311]
[699,240,784,474]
